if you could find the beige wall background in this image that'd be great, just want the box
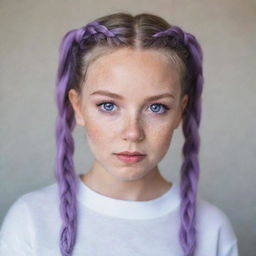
[0,0,255,255]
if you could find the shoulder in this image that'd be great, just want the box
[0,182,58,254]
[18,182,60,220]
[196,198,236,234]
[1,182,59,234]
[19,182,58,207]
[196,198,239,255]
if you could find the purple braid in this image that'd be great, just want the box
[54,21,124,256]
[153,27,204,256]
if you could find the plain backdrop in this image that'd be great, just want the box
[0,0,255,255]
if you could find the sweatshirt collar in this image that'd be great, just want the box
[76,174,180,220]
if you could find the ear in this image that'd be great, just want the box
[174,94,189,129]
[68,89,86,127]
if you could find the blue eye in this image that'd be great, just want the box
[149,103,170,114]
[96,101,170,115]
[96,102,116,112]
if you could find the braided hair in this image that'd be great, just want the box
[54,12,203,256]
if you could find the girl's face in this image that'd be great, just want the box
[69,48,188,182]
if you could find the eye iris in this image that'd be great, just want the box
[151,104,161,112]
[104,103,114,111]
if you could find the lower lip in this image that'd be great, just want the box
[114,154,146,163]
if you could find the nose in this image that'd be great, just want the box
[122,113,145,142]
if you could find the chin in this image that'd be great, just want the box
[110,168,148,182]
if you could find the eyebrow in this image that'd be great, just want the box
[90,90,175,101]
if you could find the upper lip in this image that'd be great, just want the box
[115,151,146,156]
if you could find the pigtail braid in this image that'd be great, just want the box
[179,32,203,256]
[54,27,81,256]
[153,26,204,256]
[54,21,124,256]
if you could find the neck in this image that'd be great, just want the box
[80,161,172,201]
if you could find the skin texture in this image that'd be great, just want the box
[68,47,188,201]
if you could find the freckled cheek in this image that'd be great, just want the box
[84,118,115,143]
[147,123,174,151]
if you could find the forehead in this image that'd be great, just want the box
[82,47,181,96]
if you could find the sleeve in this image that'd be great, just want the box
[0,196,34,255]
[217,210,239,256]
[223,240,239,256]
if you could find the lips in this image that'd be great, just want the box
[115,151,146,156]
[114,153,146,164]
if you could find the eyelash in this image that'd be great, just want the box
[95,101,170,115]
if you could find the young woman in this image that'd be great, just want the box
[0,12,238,256]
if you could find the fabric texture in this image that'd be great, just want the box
[0,174,239,256]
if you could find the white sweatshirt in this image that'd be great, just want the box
[0,174,239,256]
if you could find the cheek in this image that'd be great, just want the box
[147,121,174,151]
[85,122,106,142]
[83,121,109,160]
[83,113,115,145]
